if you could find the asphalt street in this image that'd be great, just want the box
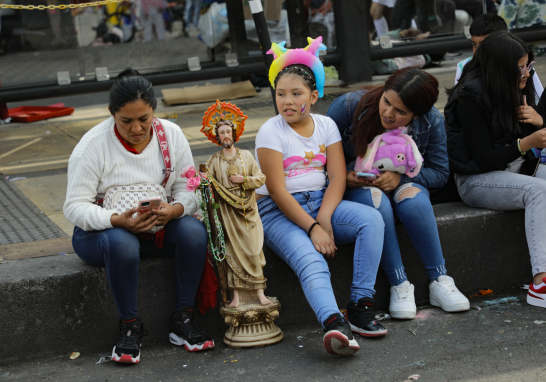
[0,291,544,382]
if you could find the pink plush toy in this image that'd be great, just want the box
[354,128,423,178]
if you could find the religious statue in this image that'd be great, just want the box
[200,100,282,348]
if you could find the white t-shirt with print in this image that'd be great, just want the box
[255,113,342,195]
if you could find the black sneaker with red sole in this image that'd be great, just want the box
[346,297,388,337]
[322,313,360,357]
[112,316,147,364]
[169,307,215,352]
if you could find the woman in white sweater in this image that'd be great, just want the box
[63,68,214,364]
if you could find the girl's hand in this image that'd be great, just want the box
[111,208,158,234]
[347,171,374,189]
[310,223,337,258]
[229,174,245,184]
[518,96,544,127]
[373,171,401,192]
[317,219,336,243]
[522,128,546,151]
[152,202,184,226]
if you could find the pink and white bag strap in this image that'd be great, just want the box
[151,118,172,188]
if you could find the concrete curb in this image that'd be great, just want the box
[0,202,532,364]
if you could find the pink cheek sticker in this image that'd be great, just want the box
[300,103,306,114]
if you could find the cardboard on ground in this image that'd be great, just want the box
[161,81,258,106]
[243,0,283,20]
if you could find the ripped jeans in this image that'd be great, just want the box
[344,183,447,286]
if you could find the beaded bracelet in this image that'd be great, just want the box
[308,222,320,237]
[517,138,526,155]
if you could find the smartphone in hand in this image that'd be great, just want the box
[138,197,161,215]
[356,172,377,181]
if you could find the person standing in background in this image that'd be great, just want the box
[393,0,455,34]
[498,0,546,29]
[371,0,396,37]
[142,0,167,41]
[184,0,201,33]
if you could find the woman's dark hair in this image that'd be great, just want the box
[351,67,439,158]
[469,13,508,36]
[274,64,317,93]
[108,68,157,114]
[447,31,538,136]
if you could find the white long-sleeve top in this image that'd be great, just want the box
[63,116,200,231]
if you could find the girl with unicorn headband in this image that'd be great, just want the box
[255,36,387,357]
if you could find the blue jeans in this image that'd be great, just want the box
[258,189,384,327]
[456,164,546,276]
[72,216,207,319]
[184,0,200,27]
[344,183,447,287]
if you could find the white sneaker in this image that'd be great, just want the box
[429,275,470,312]
[389,281,417,319]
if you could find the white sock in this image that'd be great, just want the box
[374,17,389,37]
[411,19,417,30]
[534,281,546,289]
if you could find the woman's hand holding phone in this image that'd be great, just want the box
[111,208,158,234]
[347,171,374,189]
[151,202,184,226]
[373,171,401,192]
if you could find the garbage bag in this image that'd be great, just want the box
[198,2,229,48]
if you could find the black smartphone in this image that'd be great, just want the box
[518,158,540,177]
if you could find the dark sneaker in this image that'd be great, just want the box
[112,316,147,364]
[322,313,360,357]
[347,297,388,338]
[169,307,215,352]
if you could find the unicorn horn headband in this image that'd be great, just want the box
[267,36,327,98]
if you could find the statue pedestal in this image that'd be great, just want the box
[220,291,283,348]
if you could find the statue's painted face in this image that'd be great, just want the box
[217,124,234,149]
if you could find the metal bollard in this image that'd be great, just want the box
[249,0,279,115]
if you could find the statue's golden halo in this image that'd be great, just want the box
[201,100,248,146]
